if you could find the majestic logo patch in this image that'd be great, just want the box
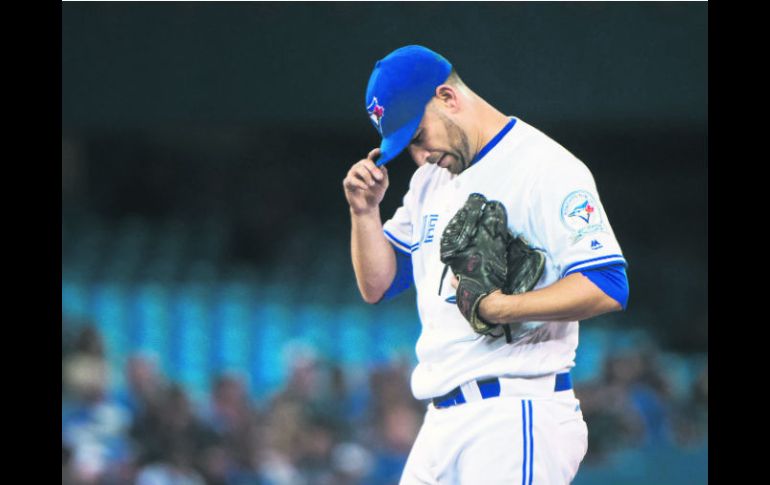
[590,240,603,250]
[367,97,385,135]
[561,190,605,244]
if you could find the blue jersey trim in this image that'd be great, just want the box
[564,259,627,277]
[391,243,411,257]
[580,263,629,310]
[380,246,414,302]
[562,254,626,277]
[471,117,517,165]
[383,229,412,255]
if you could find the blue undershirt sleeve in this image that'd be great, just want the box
[579,263,629,310]
[379,245,414,302]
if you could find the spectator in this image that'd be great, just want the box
[258,396,306,484]
[295,414,338,485]
[198,373,261,484]
[629,347,677,446]
[202,373,254,452]
[672,362,708,447]
[330,441,375,485]
[280,344,324,404]
[131,384,218,479]
[577,353,646,463]
[63,325,108,404]
[62,325,133,484]
[366,402,422,485]
[218,415,272,485]
[367,362,419,420]
[62,444,76,485]
[319,363,361,438]
[135,435,206,485]
[692,363,708,440]
[198,443,233,485]
[362,363,424,485]
[116,352,166,422]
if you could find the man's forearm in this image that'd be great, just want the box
[350,208,396,303]
[479,273,622,323]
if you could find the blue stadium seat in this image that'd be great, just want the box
[370,305,420,366]
[249,302,292,399]
[573,326,612,383]
[62,279,89,320]
[334,306,375,366]
[129,283,172,375]
[89,282,130,392]
[294,304,335,358]
[210,283,254,375]
[169,284,212,397]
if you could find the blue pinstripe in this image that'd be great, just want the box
[521,400,528,485]
[528,400,534,485]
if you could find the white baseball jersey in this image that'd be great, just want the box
[382,116,627,400]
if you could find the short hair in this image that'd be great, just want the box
[445,68,466,88]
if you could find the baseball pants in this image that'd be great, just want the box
[399,376,588,485]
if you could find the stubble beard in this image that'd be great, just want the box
[439,114,473,175]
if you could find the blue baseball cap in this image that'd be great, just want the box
[365,45,453,167]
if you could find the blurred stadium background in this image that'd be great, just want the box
[61,3,707,485]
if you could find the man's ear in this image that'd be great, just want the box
[434,84,460,112]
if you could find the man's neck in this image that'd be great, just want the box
[472,100,513,158]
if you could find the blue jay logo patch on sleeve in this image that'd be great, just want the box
[561,190,606,244]
[569,200,595,224]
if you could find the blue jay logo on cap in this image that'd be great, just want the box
[367,97,385,135]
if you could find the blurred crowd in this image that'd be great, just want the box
[576,345,708,464]
[62,324,707,485]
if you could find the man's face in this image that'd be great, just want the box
[407,104,472,175]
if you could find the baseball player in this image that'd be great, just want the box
[342,45,629,484]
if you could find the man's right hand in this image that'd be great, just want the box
[343,148,390,216]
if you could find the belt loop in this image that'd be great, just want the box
[460,380,483,402]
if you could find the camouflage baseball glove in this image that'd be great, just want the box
[440,193,546,341]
